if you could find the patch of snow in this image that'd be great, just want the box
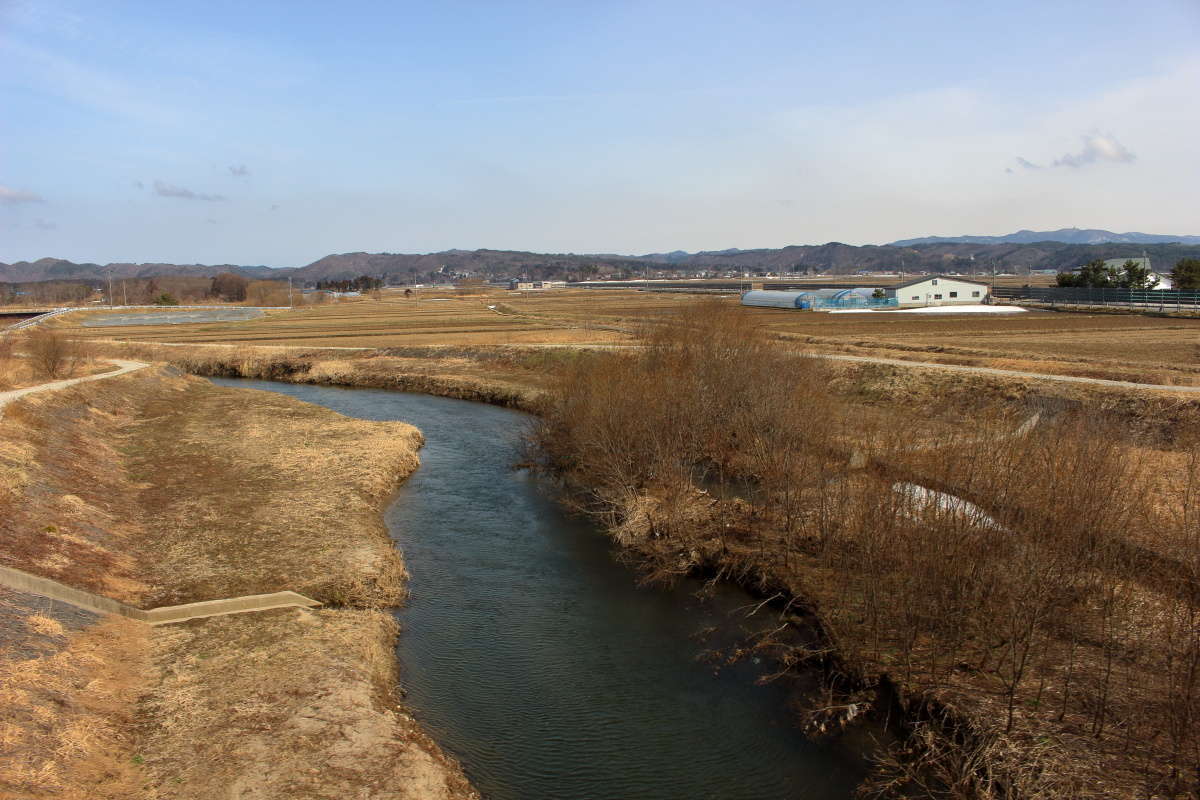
[892,482,1005,530]
[828,304,1028,315]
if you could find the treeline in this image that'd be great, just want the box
[531,300,1199,798]
[315,275,383,292]
[1,280,96,305]
[1056,257,1200,289]
[0,273,295,307]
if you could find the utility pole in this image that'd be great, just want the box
[288,276,294,309]
[122,280,128,306]
[107,268,114,308]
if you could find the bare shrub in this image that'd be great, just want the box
[532,296,1200,796]
[0,332,14,388]
[24,326,89,379]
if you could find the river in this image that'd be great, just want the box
[211,379,866,800]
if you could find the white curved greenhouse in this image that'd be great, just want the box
[740,290,814,309]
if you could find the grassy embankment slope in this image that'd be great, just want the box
[0,367,476,800]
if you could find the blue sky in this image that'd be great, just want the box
[2,0,1198,267]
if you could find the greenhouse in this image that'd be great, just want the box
[740,289,897,310]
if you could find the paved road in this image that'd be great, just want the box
[0,358,150,418]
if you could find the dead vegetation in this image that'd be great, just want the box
[118,373,421,607]
[139,607,477,800]
[0,367,476,799]
[52,288,1200,388]
[86,340,554,410]
[0,328,107,390]
[24,325,92,379]
[530,298,1200,798]
[0,596,148,800]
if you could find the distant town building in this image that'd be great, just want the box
[1103,257,1151,272]
[508,280,566,290]
[885,277,989,307]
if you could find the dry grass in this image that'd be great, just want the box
[138,607,477,800]
[59,293,630,348]
[0,365,476,798]
[55,289,1200,386]
[89,340,556,410]
[119,374,421,606]
[531,302,1200,798]
[0,605,148,800]
[0,376,152,603]
[0,344,113,391]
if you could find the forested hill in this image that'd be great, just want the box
[269,241,1200,280]
[0,257,282,284]
[7,241,1200,284]
[892,228,1200,246]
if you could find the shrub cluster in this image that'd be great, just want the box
[532,299,1199,798]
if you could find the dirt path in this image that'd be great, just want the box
[491,342,1200,393]
[816,352,1200,393]
[0,358,149,416]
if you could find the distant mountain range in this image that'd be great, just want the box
[891,228,1200,246]
[6,231,1200,285]
[0,257,281,284]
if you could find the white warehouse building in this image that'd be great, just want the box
[886,277,989,307]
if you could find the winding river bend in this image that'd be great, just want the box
[213,379,865,800]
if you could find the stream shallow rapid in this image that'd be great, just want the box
[212,379,867,800]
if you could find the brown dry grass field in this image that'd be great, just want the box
[54,288,1200,385]
[8,306,1200,798]
[0,368,476,800]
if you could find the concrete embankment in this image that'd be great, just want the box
[0,366,478,799]
[0,564,321,624]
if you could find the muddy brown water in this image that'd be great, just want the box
[212,379,868,799]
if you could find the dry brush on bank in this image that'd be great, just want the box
[0,368,476,799]
[0,327,100,390]
[530,299,1200,799]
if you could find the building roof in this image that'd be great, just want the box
[887,276,990,290]
[1102,257,1151,270]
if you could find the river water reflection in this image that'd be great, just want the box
[211,379,864,800]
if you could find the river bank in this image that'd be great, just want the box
[0,367,476,799]
[217,378,872,799]
[82,340,1200,797]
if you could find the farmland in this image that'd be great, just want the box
[55,288,1200,386]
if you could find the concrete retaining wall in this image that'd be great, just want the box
[0,565,320,626]
[0,564,147,620]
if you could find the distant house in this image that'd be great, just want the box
[1103,257,1151,272]
[885,276,989,307]
[1100,257,1169,288]
[508,280,565,290]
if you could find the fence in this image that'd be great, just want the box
[993,286,1200,311]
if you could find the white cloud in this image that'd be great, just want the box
[1051,132,1135,168]
[0,185,44,205]
[153,180,226,202]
